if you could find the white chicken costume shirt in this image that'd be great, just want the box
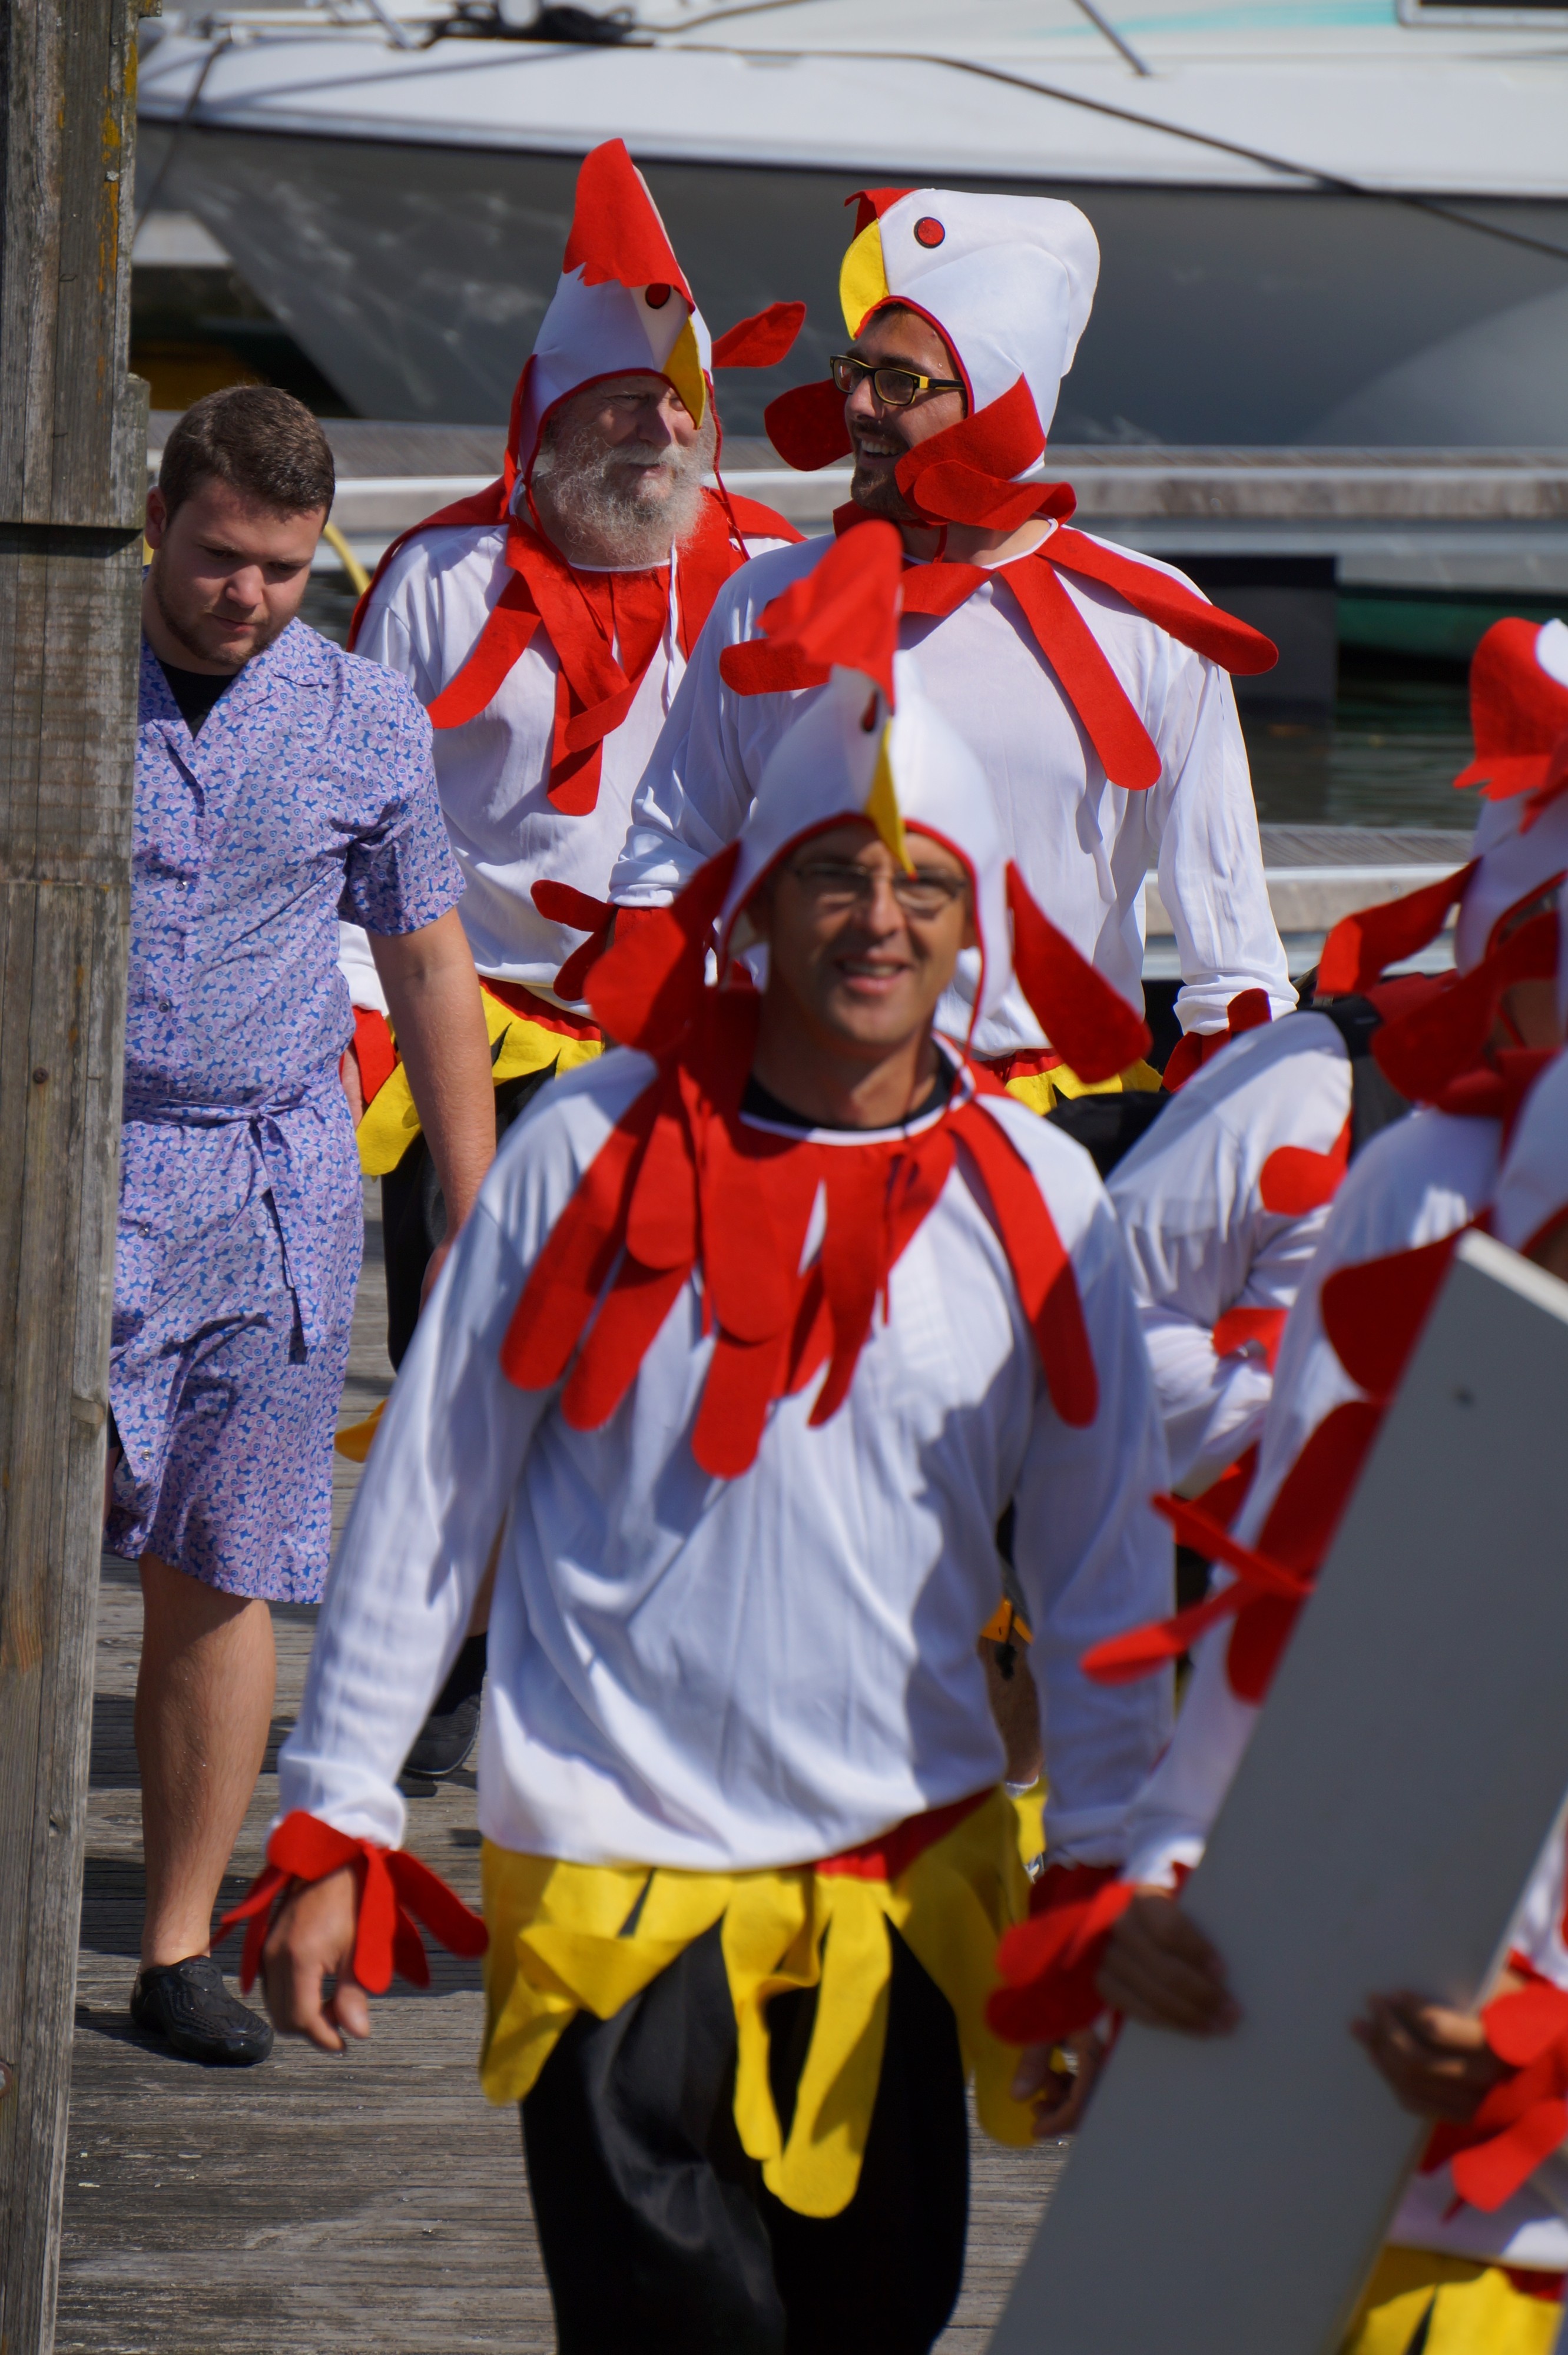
[608,184,1294,1110]
[340,140,804,1176]
[987,669,1568,2352]
[1108,614,1568,1505]
[255,526,1173,2256]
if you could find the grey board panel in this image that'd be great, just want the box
[992,1230,1568,2355]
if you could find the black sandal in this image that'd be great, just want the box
[130,1954,274,2066]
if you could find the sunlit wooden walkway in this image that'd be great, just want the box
[55,1190,1062,2350]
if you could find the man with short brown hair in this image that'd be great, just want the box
[114,383,495,2067]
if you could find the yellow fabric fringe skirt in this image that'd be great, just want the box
[356,987,602,1178]
[1342,2247,1563,2355]
[479,1787,1035,2220]
[998,1056,1164,1119]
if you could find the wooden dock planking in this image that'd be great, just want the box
[56,1192,1060,2349]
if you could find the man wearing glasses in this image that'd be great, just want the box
[609,186,1294,1113]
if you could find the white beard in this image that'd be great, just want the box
[531,407,718,570]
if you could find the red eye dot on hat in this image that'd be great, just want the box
[913,217,946,249]
[645,283,672,309]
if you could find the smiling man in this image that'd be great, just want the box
[246,531,1172,2354]
[611,188,1294,1110]
[113,384,495,2068]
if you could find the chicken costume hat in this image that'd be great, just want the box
[766,186,1098,522]
[761,186,1277,802]
[499,520,1151,1482]
[347,140,804,804]
[1315,616,1568,1107]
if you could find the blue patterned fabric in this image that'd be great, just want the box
[108,623,461,1598]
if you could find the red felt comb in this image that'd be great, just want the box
[1454,618,1568,798]
[720,520,903,703]
[846,186,914,236]
[563,140,690,305]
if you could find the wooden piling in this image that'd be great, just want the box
[0,0,144,2343]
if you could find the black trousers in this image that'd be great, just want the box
[521,1919,970,2355]
[380,1064,554,1368]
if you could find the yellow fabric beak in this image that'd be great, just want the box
[840,218,891,338]
[664,314,707,431]
[863,724,913,872]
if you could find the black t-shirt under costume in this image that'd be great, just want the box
[158,658,237,738]
[741,1049,958,1133]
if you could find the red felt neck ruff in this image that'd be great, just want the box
[499,990,1099,1477]
[352,494,792,814]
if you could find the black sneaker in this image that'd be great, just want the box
[130,1955,273,2067]
[402,1689,482,1779]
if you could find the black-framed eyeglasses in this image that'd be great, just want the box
[784,859,970,920]
[829,352,966,410]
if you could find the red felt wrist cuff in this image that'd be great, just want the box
[1421,1966,1568,2213]
[214,1811,488,1996]
[986,1861,1135,2046]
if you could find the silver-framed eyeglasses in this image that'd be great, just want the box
[784,859,970,920]
[829,352,966,410]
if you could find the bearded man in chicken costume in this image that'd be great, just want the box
[336,141,802,1769]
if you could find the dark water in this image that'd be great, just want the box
[303,579,1474,837]
[1245,668,1472,833]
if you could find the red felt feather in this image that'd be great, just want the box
[1373,905,1560,1103]
[1048,531,1278,678]
[1005,862,1151,1082]
[1317,863,1476,997]
[720,520,903,707]
[764,377,854,472]
[1006,557,1163,792]
[711,301,806,370]
[587,844,740,1057]
[1319,1231,1461,1401]
[1259,1115,1352,1216]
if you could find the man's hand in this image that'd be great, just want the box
[1096,1889,1239,2035]
[371,908,495,1241]
[261,1864,372,2054]
[340,1041,366,1126]
[1012,2028,1106,2138]
[1353,1989,1513,2122]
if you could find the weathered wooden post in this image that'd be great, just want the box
[0,0,145,2343]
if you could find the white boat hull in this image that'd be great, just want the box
[137,118,1568,445]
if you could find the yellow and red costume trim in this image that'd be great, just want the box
[981,1042,1163,1119]
[354,979,604,1179]
[479,1786,1035,2218]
